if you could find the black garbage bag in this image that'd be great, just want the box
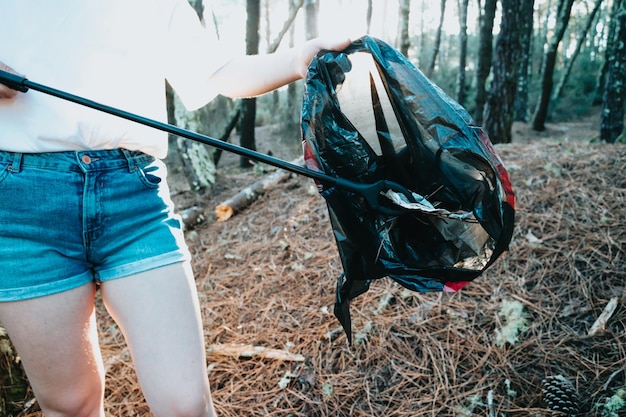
[301,36,515,342]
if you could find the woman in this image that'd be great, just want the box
[0,1,349,416]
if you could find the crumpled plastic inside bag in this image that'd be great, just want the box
[301,36,515,342]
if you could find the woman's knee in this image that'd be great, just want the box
[150,388,215,417]
[37,382,105,417]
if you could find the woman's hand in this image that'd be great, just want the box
[0,62,21,99]
[295,36,352,79]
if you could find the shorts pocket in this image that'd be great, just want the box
[135,159,165,189]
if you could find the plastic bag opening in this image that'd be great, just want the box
[301,36,515,343]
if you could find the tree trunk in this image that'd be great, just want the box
[366,0,373,34]
[240,0,261,168]
[304,0,319,40]
[427,0,446,78]
[397,0,411,57]
[536,0,553,77]
[173,96,218,191]
[417,0,427,65]
[483,0,535,144]
[531,0,575,131]
[286,0,300,132]
[513,0,535,122]
[473,0,497,124]
[240,99,257,168]
[594,0,616,105]
[166,0,218,193]
[600,0,626,143]
[554,0,604,99]
[456,0,469,106]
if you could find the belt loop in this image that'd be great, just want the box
[9,152,23,173]
[121,149,136,172]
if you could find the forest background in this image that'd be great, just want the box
[168,0,625,193]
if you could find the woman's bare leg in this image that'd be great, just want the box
[0,284,105,417]
[100,261,217,417]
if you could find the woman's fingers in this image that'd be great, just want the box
[0,62,22,99]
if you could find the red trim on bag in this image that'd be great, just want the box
[443,281,470,292]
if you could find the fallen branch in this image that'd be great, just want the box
[215,156,304,222]
[207,343,305,362]
[180,206,206,230]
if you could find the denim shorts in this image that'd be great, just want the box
[0,149,191,302]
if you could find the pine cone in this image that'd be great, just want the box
[541,375,580,416]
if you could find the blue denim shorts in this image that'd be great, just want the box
[0,149,191,302]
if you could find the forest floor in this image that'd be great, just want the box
[510,113,601,144]
[5,113,626,416]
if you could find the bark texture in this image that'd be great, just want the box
[473,0,497,125]
[531,0,576,131]
[483,0,535,143]
[240,0,261,168]
[600,0,626,143]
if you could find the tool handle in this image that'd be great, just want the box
[0,69,29,93]
[0,69,414,216]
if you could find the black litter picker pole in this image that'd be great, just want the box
[0,69,414,216]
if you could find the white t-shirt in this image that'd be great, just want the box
[0,0,231,158]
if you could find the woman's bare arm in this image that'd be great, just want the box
[209,37,351,99]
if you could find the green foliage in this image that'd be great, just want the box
[550,54,604,122]
[600,388,626,417]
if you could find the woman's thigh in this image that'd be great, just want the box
[100,262,215,417]
[0,283,105,416]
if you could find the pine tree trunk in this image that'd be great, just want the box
[166,0,218,194]
[536,0,553,78]
[531,0,575,131]
[456,0,469,106]
[366,0,373,34]
[473,0,496,125]
[397,0,411,57]
[600,0,626,143]
[286,0,299,132]
[240,0,261,168]
[304,0,319,40]
[554,0,604,100]
[513,0,535,122]
[483,0,535,144]
[593,1,615,105]
[427,0,446,78]
[417,0,427,65]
